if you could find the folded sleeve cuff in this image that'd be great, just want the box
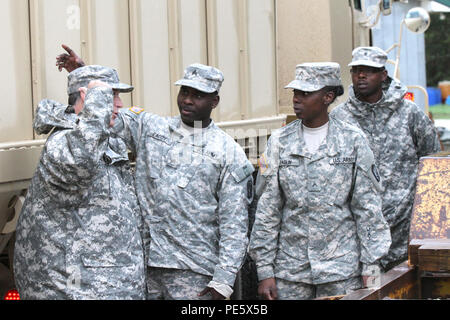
[207,281,233,299]
[257,265,275,281]
[361,262,382,276]
[213,267,237,287]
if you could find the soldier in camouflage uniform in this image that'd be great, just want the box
[330,47,441,270]
[55,46,253,299]
[112,63,253,300]
[249,62,391,300]
[14,66,146,300]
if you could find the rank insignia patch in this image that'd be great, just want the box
[129,106,144,115]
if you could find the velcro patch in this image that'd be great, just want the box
[247,179,253,199]
[232,163,254,183]
[367,163,383,192]
[129,106,144,115]
[279,158,299,166]
[149,132,170,145]
[330,157,356,165]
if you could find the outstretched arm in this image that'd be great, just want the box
[38,82,114,204]
[56,44,86,73]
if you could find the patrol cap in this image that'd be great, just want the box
[175,63,224,94]
[348,46,388,68]
[285,62,342,92]
[67,65,134,95]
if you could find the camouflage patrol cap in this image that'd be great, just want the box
[67,65,133,95]
[175,63,224,93]
[348,47,388,68]
[285,62,342,92]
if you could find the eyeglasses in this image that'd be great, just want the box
[350,66,384,75]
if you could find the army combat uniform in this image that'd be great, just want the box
[330,47,441,269]
[249,62,391,300]
[14,66,146,300]
[114,64,254,299]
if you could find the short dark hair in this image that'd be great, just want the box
[323,85,344,103]
[68,91,81,107]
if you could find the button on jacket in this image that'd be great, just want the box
[249,117,391,284]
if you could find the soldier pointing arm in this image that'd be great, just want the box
[54,45,252,300]
[14,66,146,300]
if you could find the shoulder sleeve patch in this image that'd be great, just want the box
[258,153,269,175]
[367,163,383,192]
[129,106,144,115]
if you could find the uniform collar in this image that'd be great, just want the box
[168,116,215,131]
[347,77,407,115]
[168,116,212,147]
[281,119,338,159]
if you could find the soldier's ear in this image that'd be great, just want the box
[78,87,87,103]
[211,94,220,110]
[381,69,388,82]
[323,90,335,106]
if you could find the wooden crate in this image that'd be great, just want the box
[418,240,450,272]
[409,157,449,241]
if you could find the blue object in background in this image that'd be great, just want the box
[446,95,450,106]
[427,87,442,106]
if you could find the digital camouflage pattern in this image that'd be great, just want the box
[67,65,133,95]
[276,277,362,300]
[249,117,391,285]
[146,267,212,300]
[330,77,441,269]
[348,46,388,68]
[114,108,253,293]
[14,87,146,300]
[33,102,77,135]
[174,63,224,93]
[285,62,342,92]
[276,276,362,300]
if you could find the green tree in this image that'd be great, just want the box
[425,12,450,87]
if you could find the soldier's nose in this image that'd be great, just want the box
[183,95,194,105]
[115,97,124,108]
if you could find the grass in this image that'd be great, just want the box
[429,104,450,119]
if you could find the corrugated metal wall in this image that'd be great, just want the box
[0,0,34,143]
[0,0,362,242]
[0,0,279,144]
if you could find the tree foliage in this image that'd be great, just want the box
[425,12,450,86]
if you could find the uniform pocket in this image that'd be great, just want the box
[81,252,134,268]
[278,158,309,209]
[176,166,198,189]
[327,159,355,206]
[276,247,309,269]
